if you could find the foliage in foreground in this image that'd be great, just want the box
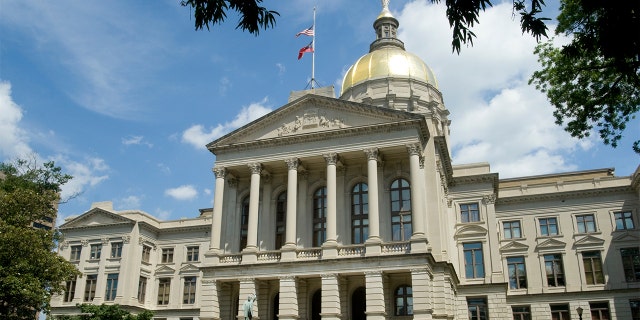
[54,304,153,320]
[0,159,80,319]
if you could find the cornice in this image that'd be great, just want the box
[434,136,453,184]
[208,94,429,153]
[212,119,429,156]
[138,221,210,234]
[496,185,634,205]
[450,173,499,194]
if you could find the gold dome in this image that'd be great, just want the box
[341,46,438,96]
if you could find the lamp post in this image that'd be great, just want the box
[577,306,583,320]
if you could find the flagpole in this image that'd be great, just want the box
[311,6,316,89]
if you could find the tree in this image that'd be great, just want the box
[0,159,81,319]
[181,0,279,35]
[530,0,640,153]
[56,304,153,320]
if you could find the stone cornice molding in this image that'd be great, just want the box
[497,185,633,205]
[434,136,453,184]
[212,120,428,156]
[279,275,296,281]
[208,94,429,150]
[451,173,499,195]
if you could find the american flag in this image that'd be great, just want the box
[296,25,314,37]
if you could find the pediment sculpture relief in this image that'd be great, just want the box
[277,109,345,137]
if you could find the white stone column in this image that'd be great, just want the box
[211,167,226,253]
[246,163,261,251]
[321,274,341,320]
[411,267,434,320]
[407,144,425,237]
[200,279,220,320]
[365,271,386,320]
[323,153,338,247]
[364,148,381,242]
[284,158,298,247]
[278,276,299,320]
[238,278,257,320]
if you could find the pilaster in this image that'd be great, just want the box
[278,276,299,320]
[321,274,342,320]
[364,271,386,320]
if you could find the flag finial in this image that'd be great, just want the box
[382,0,390,11]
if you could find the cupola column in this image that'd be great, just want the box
[364,148,381,242]
[407,144,426,237]
[210,167,226,253]
[323,153,338,247]
[284,158,299,247]
[245,163,261,251]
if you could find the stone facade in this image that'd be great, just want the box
[50,2,640,320]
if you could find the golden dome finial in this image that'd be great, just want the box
[382,0,390,11]
[378,0,394,19]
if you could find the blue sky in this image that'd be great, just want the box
[1,0,637,223]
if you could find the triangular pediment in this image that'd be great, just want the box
[612,232,640,243]
[179,263,200,274]
[573,235,605,249]
[208,94,425,149]
[155,265,175,275]
[454,224,488,239]
[59,208,135,229]
[499,241,529,253]
[535,238,566,252]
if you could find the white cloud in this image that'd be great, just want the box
[122,135,153,148]
[0,81,33,159]
[154,208,171,220]
[276,63,286,76]
[55,156,110,201]
[157,163,171,175]
[165,185,198,201]
[118,195,142,209]
[398,1,588,177]
[219,77,232,96]
[181,97,272,149]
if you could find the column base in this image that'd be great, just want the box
[365,237,382,256]
[322,241,338,259]
[410,235,429,253]
[281,244,297,262]
[204,249,222,265]
[242,246,258,263]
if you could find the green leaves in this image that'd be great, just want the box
[181,0,279,35]
[0,159,80,319]
[530,0,640,153]
[57,304,154,320]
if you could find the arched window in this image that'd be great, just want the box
[313,187,327,247]
[394,285,413,316]
[351,183,369,244]
[390,178,412,241]
[275,192,287,249]
[240,197,249,250]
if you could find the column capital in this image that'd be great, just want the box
[247,163,262,174]
[323,152,339,165]
[279,275,297,281]
[364,148,379,160]
[482,194,496,204]
[212,166,227,178]
[285,158,299,170]
[406,143,421,156]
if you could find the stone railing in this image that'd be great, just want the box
[219,253,242,264]
[296,248,322,260]
[338,244,366,257]
[257,250,281,262]
[381,241,410,254]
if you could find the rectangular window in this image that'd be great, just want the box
[550,304,570,320]
[590,302,610,320]
[157,278,171,305]
[142,245,151,263]
[110,242,123,258]
[503,221,522,239]
[539,217,558,236]
[467,298,488,320]
[104,273,118,301]
[186,246,199,262]
[460,203,480,223]
[64,278,77,302]
[161,248,174,263]
[464,242,485,279]
[577,214,596,233]
[183,277,197,304]
[137,276,147,303]
[621,247,640,282]
[89,243,102,260]
[84,274,97,302]
[631,299,640,320]
[70,245,82,261]
[507,256,527,289]
[583,251,605,284]
[512,306,531,320]
[615,211,635,230]
[544,254,565,287]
